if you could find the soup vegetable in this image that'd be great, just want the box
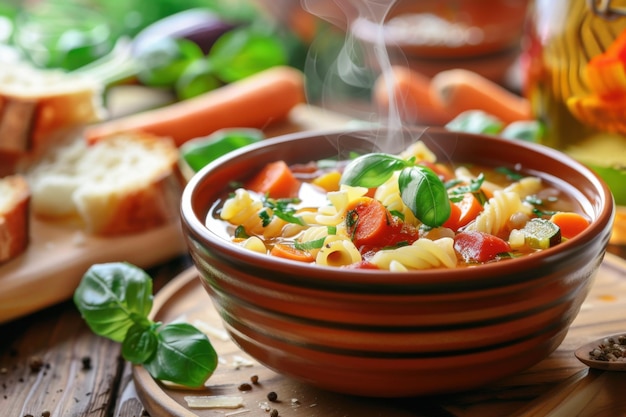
[206,140,590,270]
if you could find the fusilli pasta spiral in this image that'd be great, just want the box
[370,237,457,270]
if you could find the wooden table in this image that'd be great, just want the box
[2,103,626,417]
[2,247,625,417]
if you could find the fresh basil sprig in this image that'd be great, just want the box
[340,153,450,227]
[339,153,409,189]
[74,262,217,387]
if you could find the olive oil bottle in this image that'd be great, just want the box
[523,0,626,243]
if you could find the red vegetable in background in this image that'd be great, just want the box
[454,231,511,263]
[84,65,305,146]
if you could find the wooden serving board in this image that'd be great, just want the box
[133,253,626,417]
[0,104,354,324]
[0,217,188,324]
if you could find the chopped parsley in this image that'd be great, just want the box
[259,196,305,226]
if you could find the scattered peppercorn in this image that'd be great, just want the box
[29,357,44,373]
[42,411,51,417]
[267,391,278,402]
[238,383,252,391]
[250,374,259,384]
[270,409,279,417]
[81,356,92,370]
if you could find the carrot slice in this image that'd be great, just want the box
[372,65,453,126]
[84,66,305,146]
[549,212,590,239]
[246,160,301,199]
[270,243,314,262]
[431,69,532,124]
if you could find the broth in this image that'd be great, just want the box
[205,144,588,270]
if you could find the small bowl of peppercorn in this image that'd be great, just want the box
[181,127,614,397]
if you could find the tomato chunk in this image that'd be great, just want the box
[454,231,511,263]
[345,197,419,253]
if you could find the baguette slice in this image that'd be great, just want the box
[0,63,106,174]
[27,132,180,236]
[0,175,30,263]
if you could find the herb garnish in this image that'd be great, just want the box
[340,153,451,227]
[495,166,525,181]
[260,196,304,226]
[294,237,326,251]
[74,262,218,387]
[525,195,559,217]
[447,173,487,204]
[234,225,250,239]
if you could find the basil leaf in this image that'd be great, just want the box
[445,110,503,135]
[209,27,287,83]
[500,120,544,142]
[180,129,264,173]
[122,323,158,364]
[143,323,218,387]
[73,262,153,342]
[340,153,408,188]
[398,166,450,227]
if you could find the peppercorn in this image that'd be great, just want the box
[250,374,259,384]
[238,383,253,391]
[267,391,278,402]
[41,411,51,417]
[29,357,44,373]
[81,356,92,370]
[270,409,279,417]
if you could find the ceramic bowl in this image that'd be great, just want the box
[180,127,614,397]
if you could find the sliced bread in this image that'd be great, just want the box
[0,63,106,174]
[0,175,30,263]
[27,132,181,236]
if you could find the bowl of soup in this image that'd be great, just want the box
[180,127,614,397]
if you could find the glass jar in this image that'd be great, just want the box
[523,0,626,244]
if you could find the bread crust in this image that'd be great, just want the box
[0,175,30,263]
[28,132,181,236]
[0,65,105,175]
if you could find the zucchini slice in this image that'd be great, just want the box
[522,218,562,249]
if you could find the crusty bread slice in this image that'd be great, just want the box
[0,175,30,263]
[27,132,181,236]
[0,63,106,175]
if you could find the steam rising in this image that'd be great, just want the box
[301,0,426,153]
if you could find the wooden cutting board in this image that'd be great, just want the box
[0,103,354,324]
